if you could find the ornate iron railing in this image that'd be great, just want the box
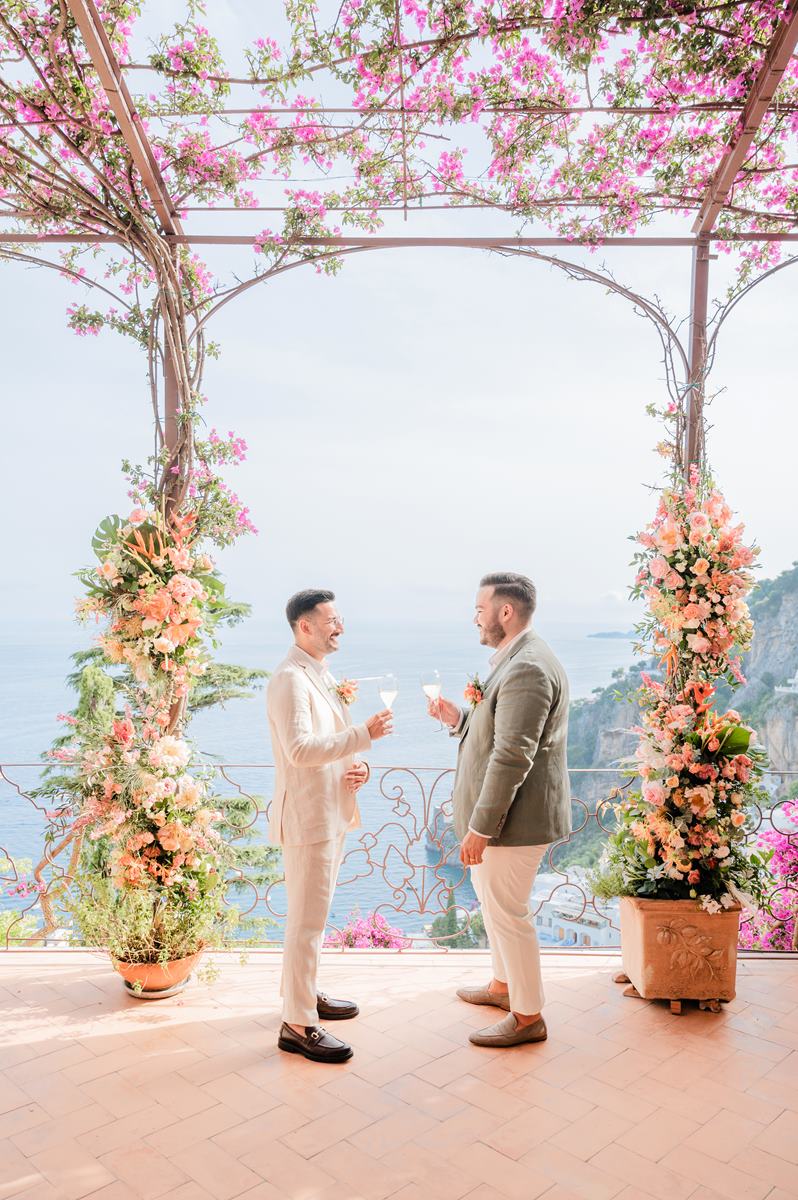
[2,761,796,952]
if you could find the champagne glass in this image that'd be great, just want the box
[379,672,398,710]
[421,670,443,730]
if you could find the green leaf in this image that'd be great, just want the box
[91,514,122,559]
[717,725,752,756]
[196,574,224,595]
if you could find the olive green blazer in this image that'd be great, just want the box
[451,630,571,847]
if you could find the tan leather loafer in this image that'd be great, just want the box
[456,984,511,1010]
[469,1014,547,1047]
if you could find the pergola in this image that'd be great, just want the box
[2,0,798,481]
[3,1,798,961]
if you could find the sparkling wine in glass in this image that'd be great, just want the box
[421,670,443,729]
[379,673,398,710]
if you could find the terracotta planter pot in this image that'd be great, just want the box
[112,950,203,998]
[619,897,741,1008]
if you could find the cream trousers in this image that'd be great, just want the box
[280,832,347,1026]
[469,843,549,1015]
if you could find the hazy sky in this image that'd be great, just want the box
[1,3,796,629]
[2,240,795,630]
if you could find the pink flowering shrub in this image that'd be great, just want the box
[6,876,47,901]
[325,910,410,949]
[738,798,798,951]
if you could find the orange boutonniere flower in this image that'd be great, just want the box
[333,678,359,706]
[464,674,485,708]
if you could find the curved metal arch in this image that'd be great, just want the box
[187,238,690,394]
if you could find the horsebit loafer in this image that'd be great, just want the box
[278,1022,353,1063]
[316,991,359,1020]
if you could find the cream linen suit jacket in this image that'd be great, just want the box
[267,645,372,847]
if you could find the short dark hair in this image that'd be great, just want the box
[286,588,335,630]
[479,572,537,619]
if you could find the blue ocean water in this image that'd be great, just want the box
[1,618,634,940]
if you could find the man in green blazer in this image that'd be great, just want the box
[430,572,571,1047]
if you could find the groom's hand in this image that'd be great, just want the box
[428,695,461,728]
[366,709,393,740]
[460,829,490,867]
[344,761,369,793]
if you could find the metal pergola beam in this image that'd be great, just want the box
[64,0,183,239]
[693,0,798,236]
[3,233,798,246]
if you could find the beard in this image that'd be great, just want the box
[478,615,505,647]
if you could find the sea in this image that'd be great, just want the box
[1,618,636,943]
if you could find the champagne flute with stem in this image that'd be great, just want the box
[422,670,443,730]
[379,673,398,711]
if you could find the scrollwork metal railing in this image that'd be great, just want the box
[1,761,796,952]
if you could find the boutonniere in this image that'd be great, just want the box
[332,678,358,706]
[464,674,485,708]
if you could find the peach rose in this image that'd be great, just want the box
[167,546,193,571]
[175,775,203,808]
[159,822,195,853]
[137,589,173,624]
[656,520,683,554]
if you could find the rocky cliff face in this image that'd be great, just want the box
[744,582,798,685]
[568,563,798,801]
[756,699,798,778]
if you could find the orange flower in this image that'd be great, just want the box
[136,590,173,624]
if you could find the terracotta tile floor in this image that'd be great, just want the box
[1,950,797,1200]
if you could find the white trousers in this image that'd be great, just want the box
[280,832,347,1026]
[470,843,549,1015]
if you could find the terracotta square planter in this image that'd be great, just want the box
[620,896,741,1002]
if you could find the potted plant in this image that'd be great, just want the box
[590,471,770,1013]
[61,712,236,996]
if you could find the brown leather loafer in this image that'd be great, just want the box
[277,1023,353,1063]
[317,991,359,1020]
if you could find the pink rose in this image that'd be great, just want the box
[167,547,193,571]
[643,783,667,806]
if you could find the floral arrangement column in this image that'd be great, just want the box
[591,468,770,1011]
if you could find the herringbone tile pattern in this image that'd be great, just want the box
[1,951,797,1200]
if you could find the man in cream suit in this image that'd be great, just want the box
[430,572,571,1048]
[267,589,392,1063]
